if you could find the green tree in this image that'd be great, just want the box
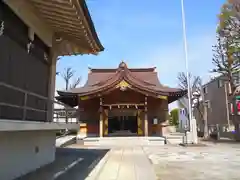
[218,0,240,65]
[215,0,240,140]
[170,108,179,127]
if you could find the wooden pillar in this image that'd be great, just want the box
[47,36,58,122]
[137,110,143,136]
[103,109,108,136]
[99,97,103,137]
[144,96,148,136]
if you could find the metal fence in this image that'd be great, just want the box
[0,82,77,123]
[53,108,78,123]
[207,124,236,139]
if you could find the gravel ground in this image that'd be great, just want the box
[144,142,240,180]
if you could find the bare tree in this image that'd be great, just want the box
[70,77,81,89]
[177,72,208,137]
[177,72,201,106]
[60,67,81,90]
[59,67,81,123]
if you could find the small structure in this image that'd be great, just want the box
[57,62,187,137]
[0,0,103,179]
[178,108,188,131]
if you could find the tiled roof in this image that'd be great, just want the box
[58,62,186,97]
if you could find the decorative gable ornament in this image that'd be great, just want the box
[116,80,130,91]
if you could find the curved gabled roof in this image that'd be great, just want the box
[57,62,187,98]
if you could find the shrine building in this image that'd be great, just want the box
[57,62,187,137]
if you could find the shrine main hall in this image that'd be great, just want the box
[57,62,187,137]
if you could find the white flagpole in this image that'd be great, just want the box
[180,0,197,143]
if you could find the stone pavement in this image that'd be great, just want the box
[95,147,156,180]
[144,143,240,180]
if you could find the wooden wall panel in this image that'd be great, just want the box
[0,2,50,121]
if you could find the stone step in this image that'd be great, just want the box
[165,133,184,144]
[79,136,166,146]
[56,135,76,147]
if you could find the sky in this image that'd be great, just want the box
[56,0,225,109]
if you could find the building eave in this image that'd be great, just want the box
[4,0,104,56]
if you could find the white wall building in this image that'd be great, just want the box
[178,108,189,130]
[0,1,103,179]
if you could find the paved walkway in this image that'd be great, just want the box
[96,147,156,180]
[144,143,240,180]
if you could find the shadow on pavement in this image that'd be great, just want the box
[201,138,240,144]
[16,147,110,180]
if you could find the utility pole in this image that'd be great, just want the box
[180,0,198,144]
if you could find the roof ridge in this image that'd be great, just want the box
[89,68,156,73]
[89,61,156,73]
[126,69,156,86]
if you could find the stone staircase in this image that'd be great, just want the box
[165,132,185,145]
[56,135,76,147]
[78,136,166,146]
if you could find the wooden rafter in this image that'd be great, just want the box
[102,103,145,107]
[28,0,103,55]
[31,0,74,12]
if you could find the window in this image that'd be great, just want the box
[153,118,158,125]
[218,79,223,88]
[203,87,208,94]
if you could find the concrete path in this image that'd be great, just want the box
[16,147,109,180]
[96,147,156,180]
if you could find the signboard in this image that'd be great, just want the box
[237,99,240,115]
[158,95,168,100]
[80,96,89,101]
[231,97,240,115]
[236,96,240,100]
[153,118,158,125]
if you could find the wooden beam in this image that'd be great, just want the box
[31,0,71,6]
[102,103,144,107]
[50,23,84,33]
[41,17,83,30]
[36,8,79,21]
[73,0,99,52]
[31,0,74,12]
[4,0,53,46]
